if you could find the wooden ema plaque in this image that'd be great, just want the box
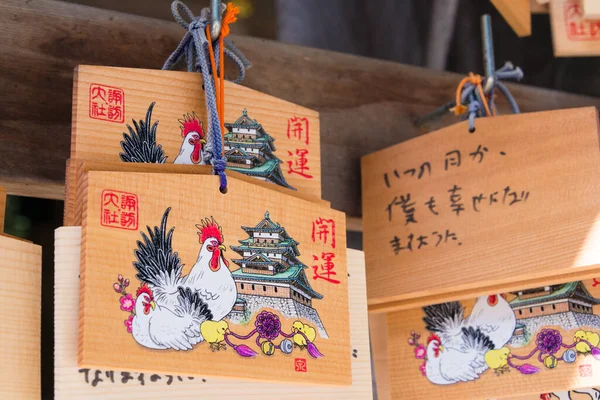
[362,107,600,313]
[71,65,320,196]
[386,278,600,399]
[550,0,600,57]
[57,227,372,399]
[78,171,350,385]
[0,235,41,398]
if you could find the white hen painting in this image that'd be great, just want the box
[113,207,326,360]
[409,290,600,388]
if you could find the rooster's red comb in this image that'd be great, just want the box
[136,283,153,299]
[179,113,204,138]
[196,217,224,244]
[427,333,441,345]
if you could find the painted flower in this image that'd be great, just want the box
[120,293,135,312]
[419,361,427,376]
[536,329,562,355]
[255,311,281,340]
[124,314,134,333]
[113,283,122,293]
[414,344,426,359]
[408,337,415,346]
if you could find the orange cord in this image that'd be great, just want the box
[452,72,493,117]
[218,3,240,144]
[205,3,240,153]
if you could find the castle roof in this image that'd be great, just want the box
[510,281,600,308]
[232,265,323,299]
[225,109,270,138]
[227,160,296,190]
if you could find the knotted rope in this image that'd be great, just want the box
[163,1,251,193]
[451,62,524,132]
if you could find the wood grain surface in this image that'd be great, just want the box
[78,171,350,385]
[56,227,372,399]
[72,65,320,197]
[1,0,600,216]
[0,235,42,399]
[363,107,600,311]
[387,278,600,399]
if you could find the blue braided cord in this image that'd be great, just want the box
[456,63,524,132]
[163,0,230,192]
[467,93,479,132]
[495,81,520,114]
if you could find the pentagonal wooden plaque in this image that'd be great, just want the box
[362,107,600,312]
[387,277,600,399]
[0,234,41,399]
[71,65,320,196]
[78,171,350,385]
[56,227,372,399]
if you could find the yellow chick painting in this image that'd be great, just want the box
[484,347,511,371]
[574,330,600,354]
[292,321,317,349]
[200,320,229,351]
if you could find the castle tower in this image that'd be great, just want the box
[228,211,327,337]
[224,109,296,190]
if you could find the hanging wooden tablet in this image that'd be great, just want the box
[56,227,371,399]
[0,234,41,398]
[385,276,600,399]
[69,65,320,194]
[77,171,350,385]
[361,107,600,313]
[550,0,600,56]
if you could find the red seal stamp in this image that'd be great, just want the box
[89,83,125,123]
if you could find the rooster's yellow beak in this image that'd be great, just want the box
[439,345,445,353]
[218,244,226,252]
[151,301,156,311]
[200,139,207,144]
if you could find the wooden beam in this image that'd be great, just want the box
[1,0,599,217]
[491,0,532,37]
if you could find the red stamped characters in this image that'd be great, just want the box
[294,358,307,372]
[101,189,139,230]
[89,84,125,123]
[564,0,600,41]
[580,364,593,377]
[286,116,313,179]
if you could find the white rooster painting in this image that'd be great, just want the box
[408,295,517,385]
[409,292,600,388]
[117,207,237,351]
[111,207,326,359]
[118,103,206,165]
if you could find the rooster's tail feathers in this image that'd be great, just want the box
[133,207,184,288]
[119,102,167,163]
[423,301,464,332]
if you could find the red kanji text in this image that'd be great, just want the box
[101,189,138,230]
[312,217,336,249]
[287,116,309,145]
[287,149,313,179]
[90,84,125,123]
[312,252,340,284]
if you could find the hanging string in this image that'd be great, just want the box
[162,1,247,193]
[450,62,524,133]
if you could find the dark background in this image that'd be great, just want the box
[7,1,598,398]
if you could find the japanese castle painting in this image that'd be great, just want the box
[509,281,600,347]
[226,211,327,338]
[224,109,296,190]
